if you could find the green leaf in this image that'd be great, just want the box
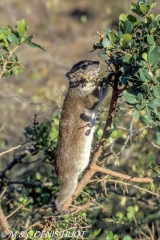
[151,183,156,191]
[116,212,124,221]
[150,1,156,10]
[139,115,156,126]
[97,129,103,139]
[140,84,150,94]
[108,32,117,43]
[148,46,160,66]
[150,13,156,20]
[119,13,127,22]
[19,66,25,74]
[140,3,150,14]
[128,14,140,27]
[35,172,41,181]
[136,104,141,111]
[123,64,132,74]
[148,153,155,163]
[123,20,133,34]
[120,75,129,84]
[127,206,135,220]
[153,86,160,98]
[138,69,151,82]
[123,55,131,62]
[150,27,156,33]
[49,127,58,141]
[137,93,143,102]
[122,90,137,104]
[102,37,111,48]
[156,132,160,146]
[106,231,118,240]
[145,106,152,118]
[147,99,160,109]
[16,19,27,36]
[12,68,19,74]
[117,31,123,39]
[53,116,60,125]
[122,236,133,240]
[140,100,146,110]
[138,69,147,82]
[147,35,154,45]
[24,35,33,43]
[127,14,137,23]
[131,2,139,15]
[134,110,140,119]
[93,42,102,49]
[27,41,46,51]
[7,33,20,44]
[0,32,9,47]
[24,36,46,51]
[3,27,12,36]
[3,70,11,76]
[142,52,148,62]
[104,28,110,36]
[134,205,139,212]
[120,34,132,48]
[123,55,131,63]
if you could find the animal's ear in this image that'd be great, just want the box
[66,72,75,80]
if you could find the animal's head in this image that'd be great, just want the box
[66,60,100,87]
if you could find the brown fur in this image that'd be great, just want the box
[55,60,107,213]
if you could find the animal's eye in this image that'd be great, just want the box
[81,65,88,70]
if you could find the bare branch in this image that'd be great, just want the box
[0,144,22,157]
[94,178,159,197]
[0,124,5,132]
[95,165,154,184]
[0,187,6,198]
[0,148,37,181]
[0,189,11,236]
[6,204,28,220]
[139,132,160,149]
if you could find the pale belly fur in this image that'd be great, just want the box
[77,114,96,174]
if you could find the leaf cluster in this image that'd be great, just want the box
[24,115,60,160]
[93,0,160,145]
[0,19,45,77]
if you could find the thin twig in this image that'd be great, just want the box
[0,45,19,78]
[0,124,5,132]
[0,144,22,157]
[94,178,159,197]
[117,113,134,156]
[139,132,160,149]
[117,49,132,57]
[0,187,6,198]
[7,203,28,219]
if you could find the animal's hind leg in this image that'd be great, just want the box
[55,176,78,214]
